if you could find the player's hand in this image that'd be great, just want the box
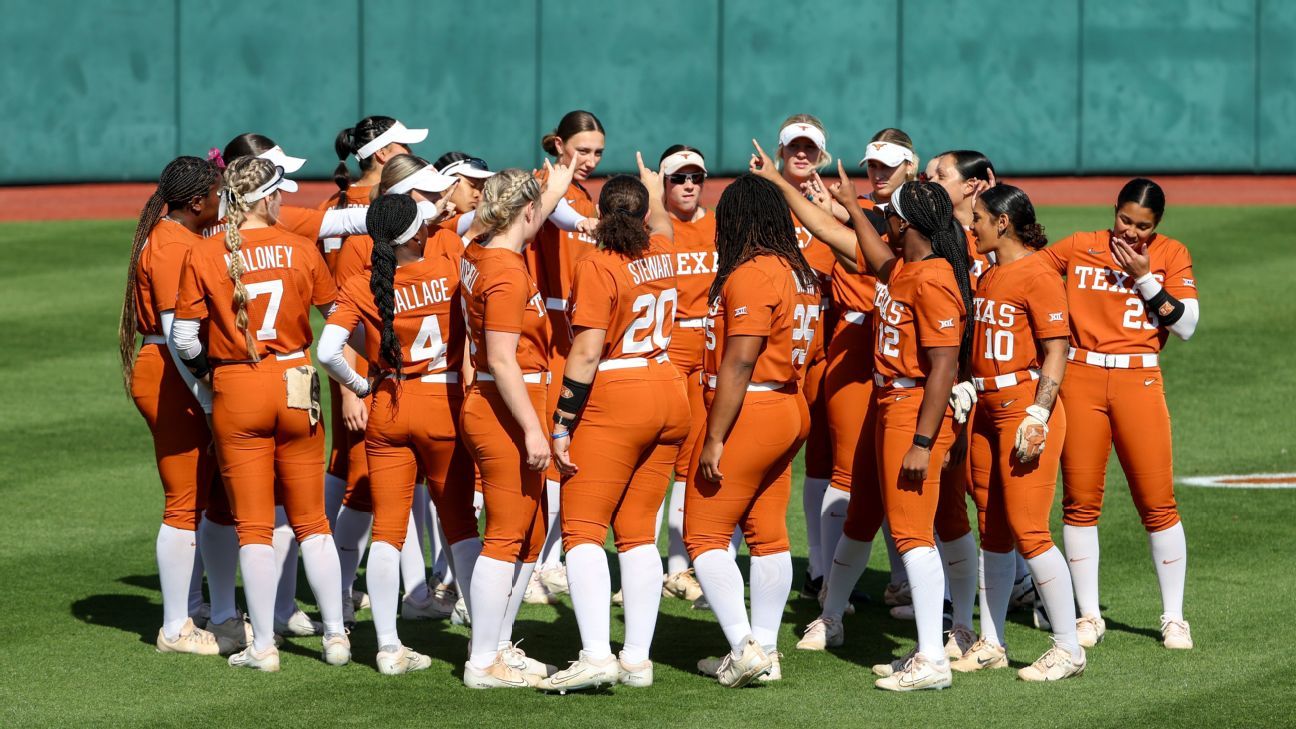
[699,437,725,482]
[801,174,831,211]
[1111,237,1151,279]
[544,154,577,194]
[945,429,968,470]
[1014,405,1050,463]
[434,194,457,223]
[828,160,863,212]
[948,381,977,424]
[551,432,577,475]
[635,151,663,195]
[575,217,597,236]
[341,389,368,432]
[524,427,552,472]
[749,139,779,182]
[900,444,930,484]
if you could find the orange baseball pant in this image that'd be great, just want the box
[825,317,875,496]
[210,358,331,546]
[1060,362,1179,533]
[841,390,884,543]
[802,354,832,480]
[970,381,1067,557]
[935,417,973,543]
[460,381,548,562]
[130,343,214,530]
[544,308,572,484]
[329,356,372,511]
[668,325,706,480]
[561,363,690,551]
[365,382,479,550]
[684,388,811,558]
[876,386,958,553]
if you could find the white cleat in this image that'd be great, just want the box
[950,638,1009,673]
[889,604,916,621]
[228,644,280,672]
[875,654,952,692]
[796,616,844,651]
[757,651,782,682]
[1032,593,1052,631]
[464,658,538,689]
[402,587,454,620]
[156,618,220,656]
[883,581,912,607]
[522,572,558,605]
[1018,642,1086,681]
[500,641,556,678]
[698,637,773,688]
[538,565,570,596]
[274,609,323,637]
[663,569,705,601]
[322,632,351,666]
[618,653,653,687]
[376,645,433,675]
[207,614,253,655]
[1076,615,1106,648]
[817,586,855,615]
[1161,616,1193,650]
[611,589,624,607]
[450,597,471,626]
[944,624,977,660]
[872,647,918,677]
[537,651,621,693]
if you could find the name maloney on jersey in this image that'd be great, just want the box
[394,278,453,315]
[626,253,674,285]
[224,245,294,273]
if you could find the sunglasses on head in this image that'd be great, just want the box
[667,172,706,185]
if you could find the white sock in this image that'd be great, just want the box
[1063,525,1102,618]
[619,544,663,664]
[883,523,908,586]
[156,524,198,640]
[665,481,689,576]
[299,534,345,635]
[802,477,829,580]
[449,538,482,612]
[324,473,347,532]
[940,533,977,630]
[198,518,240,624]
[818,488,850,585]
[822,536,872,620]
[692,549,752,654]
[334,505,373,603]
[498,560,536,647]
[188,544,206,615]
[468,555,516,668]
[902,546,947,663]
[727,525,744,558]
[367,541,402,648]
[566,544,613,659]
[1027,547,1080,655]
[749,551,793,654]
[538,481,563,570]
[979,549,1016,648]
[272,507,299,623]
[238,543,277,651]
[1149,522,1187,621]
[400,512,429,600]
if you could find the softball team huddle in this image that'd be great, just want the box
[120,109,1200,691]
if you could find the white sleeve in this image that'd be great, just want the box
[163,313,212,413]
[457,210,476,236]
[1134,273,1199,341]
[318,323,369,396]
[548,197,589,232]
[318,207,369,238]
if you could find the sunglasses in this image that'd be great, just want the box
[667,172,706,185]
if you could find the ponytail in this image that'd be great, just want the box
[365,194,421,401]
[221,157,277,360]
[980,184,1048,250]
[332,116,399,210]
[594,175,651,259]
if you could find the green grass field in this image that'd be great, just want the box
[2,207,1295,728]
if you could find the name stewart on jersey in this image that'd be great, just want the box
[394,278,453,315]
[223,245,294,273]
[627,253,675,285]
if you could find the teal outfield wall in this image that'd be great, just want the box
[2,0,1292,184]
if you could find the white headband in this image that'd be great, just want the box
[660,150,708,176]
[386,165,457,196]
[778,123,827,152]
[391,210,424,245]
[438,158,495,179]
[860,140,915,168]
[356,121,429,160]
[243,165,298,203]
[890,183,910,222]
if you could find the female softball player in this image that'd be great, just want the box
[685,174,822,688]
[538,158,690,692]
[121,155,223,656]
[1041,179,1199,650]
[171,157,348,672]
[318,194,482,674]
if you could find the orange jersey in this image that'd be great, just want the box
[134,219,204,335]
[704,254,822,385]
[317,184,374,277]
[333,226,464,290]
[970,254,1069,379]
[176,226,336,362]
[569,235,677,364]
[669,210,718,319]
[830,197,881,314]
[873,257,966,381]
[460,243,550,374]
[202,205,326,241]
[328,249,465,378]
[531,176,598,303]
[1039,230,1197,354]
[790,210,838,287]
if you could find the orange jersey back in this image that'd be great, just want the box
[317,185,373,277]
[531,177,598,303]
[1039,230,1197,354]
[134,219,204,335]
[970,254,1069,379]
[333,226,464,290]
[176,226,336,362]
[873,257,965,381]
[569,235,677,364]
[329,251,465,378]
[202,204,325,241]
[460,243,549,374]
[670,210,718,319]
[704,254,822,385]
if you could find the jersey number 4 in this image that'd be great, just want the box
[411,315,449,373]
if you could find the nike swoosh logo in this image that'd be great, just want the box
[552,668,588,684]
[947,559,967,566]
[1068,557,1089,563]
[1144,378,1156,386]
[828,512,846,518]
[1087,248,1103,255]
[975,655,996,666]
[833,559,851,567]
[1161,557,1182,565]
[1000,399,1016,408]
[898,674,926,688]
[895,395,909,401]
[339,546,358,552]
[1038,577,1056,586]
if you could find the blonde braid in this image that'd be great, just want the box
[222,157,275,360]
[476,168,541,237]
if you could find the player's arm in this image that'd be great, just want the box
[160,310,213,413]
[698,334,763,481]
[1013,337,1068,463]
[484,329,550,472]
[636,152,673,243]
[748,141,863,273]
[1113,239,1198,341]
[550,326,606,475]
[317,323,370,397]
[902,345,958,482]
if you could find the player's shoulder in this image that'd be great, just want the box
[1150,233,1191,259]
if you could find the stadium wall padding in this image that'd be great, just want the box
[0,0,1289,183]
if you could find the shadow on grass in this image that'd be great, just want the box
[72,593,157,646]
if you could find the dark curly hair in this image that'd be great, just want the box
[594,175,651,259]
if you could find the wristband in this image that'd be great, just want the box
[556,376,592,419]
[181,351,211,380]
[553,412,576,429]
[551,430,570,440]
[1025,404,1051,422]
[912,434,933,450]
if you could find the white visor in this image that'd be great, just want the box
[860,141,914,168]
[356,121,429,160]
[256,145,306,174]
[889,183,910,221]
[243,166,298,203]
[387,165,458,196]
[660,150,708,176]
[438,158,495,179]
[778,123,827,152]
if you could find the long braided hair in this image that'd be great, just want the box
[594,175,651,259]
[476,169,542,239]
[221,157,278,361]
[709,174,819,303]
[333,115,399,209]
[118,156,220,393]
[366,194,420,393]
[893,181,974,369]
